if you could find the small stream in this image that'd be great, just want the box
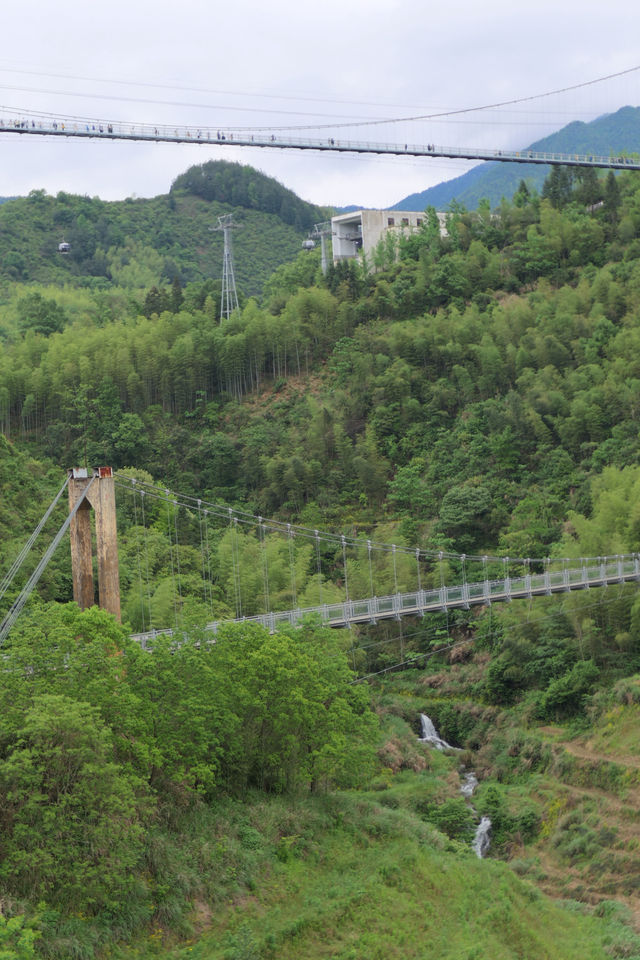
[472,817,492,858]
[419,714,491,858]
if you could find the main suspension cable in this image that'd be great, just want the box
[0,476,69,603]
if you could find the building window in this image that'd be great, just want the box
[416,218,423,226]
[387,217,395,226]
[401,218,409,226]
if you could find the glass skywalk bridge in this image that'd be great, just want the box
[2,115,639,170]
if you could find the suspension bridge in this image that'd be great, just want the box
[1,112,639,171]
[1,467,639,649]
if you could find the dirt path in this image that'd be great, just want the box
[539,724,640,770]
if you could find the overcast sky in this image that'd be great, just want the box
[1,0,639,209]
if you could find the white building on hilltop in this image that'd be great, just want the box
[331,209,447,264]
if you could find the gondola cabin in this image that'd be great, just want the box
[58,241,71,254]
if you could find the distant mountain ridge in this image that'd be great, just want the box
[391,105,640,211]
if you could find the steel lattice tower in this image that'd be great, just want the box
[214,214,240,319]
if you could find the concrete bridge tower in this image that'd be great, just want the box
[68,466,121,621]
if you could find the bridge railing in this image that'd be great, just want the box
[2,116,639,170]
[130,555,640,646]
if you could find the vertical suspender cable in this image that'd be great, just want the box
[288,523,297,609]
[415,547,424,617]
[228,509,242,619]
[524,557,532,620]
[259,518,271,614]
[203,508,214,619]
[392,544,399,596]
[368,539,374,598]
[315,530,323,606]
[132,480,146,633]
[392,544,403,657]
[166,491,179,630]
[173,500,183,622]
[342,534,350,602]
[439,550,450,634]
[461,553,467,608]
[234,518,242,617]
[197,499,209,611]
[140,490,153,629]
[228,508,237,618]
[482,554,490,604]
[483,554,493,639]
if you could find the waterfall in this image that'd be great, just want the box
[472,817,492,858]
[417,715,492,858]
[419,713,454,750]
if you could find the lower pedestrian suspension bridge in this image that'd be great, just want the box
[1,467,639,649]
[1,109,639,172]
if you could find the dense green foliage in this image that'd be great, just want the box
[0,160,325,295]
[3,160,640,546]
[0,605,375,953]
[6,158,640,956]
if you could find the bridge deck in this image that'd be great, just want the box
[131,557,640,645]
[2,118,639,170]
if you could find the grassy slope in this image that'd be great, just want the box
[110,791,620,960]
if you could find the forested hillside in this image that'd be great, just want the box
[0,159,326,296]
[5,163,640,958]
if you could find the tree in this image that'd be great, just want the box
[109,412,149,466]
[143,285,171,317]
[170,274,184,312]
[388,457,435,516]
[604,171,621,225]
[437,481,494,550]
[513,179,531,208]
[541,166,574,208]
[17,293,66,337]
[209,622,377,793]
[573,167,602,207]
[125,632,237,795]
[0,695,149,913]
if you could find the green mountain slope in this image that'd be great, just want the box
[393,104,640,210]
[0,160,326,296]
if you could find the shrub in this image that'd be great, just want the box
[537,660,600,721]
[0,695,149,914]
[424,798,475,841]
